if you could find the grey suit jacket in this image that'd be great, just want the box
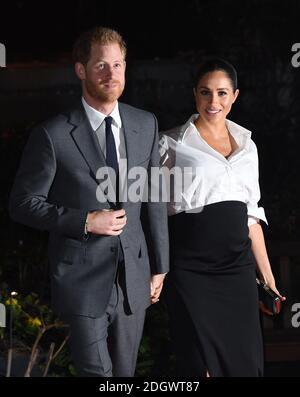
[9,102,169,317]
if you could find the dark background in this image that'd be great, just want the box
[2,0,300,260]
[1,0,300,63]
[1,0,300,376]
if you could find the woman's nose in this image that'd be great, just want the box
[208,93,219,104]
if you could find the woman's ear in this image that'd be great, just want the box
[232,89,239,103]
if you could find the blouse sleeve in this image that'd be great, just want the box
[247,142,268,225]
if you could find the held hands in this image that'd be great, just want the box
[87,210,166,303]
[86,209,127,236]
[150,273,167,304]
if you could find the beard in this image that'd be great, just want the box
[85,78,124,103]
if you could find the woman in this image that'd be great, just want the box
[159,58,285,377]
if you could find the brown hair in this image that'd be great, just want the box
[72,26,127,65]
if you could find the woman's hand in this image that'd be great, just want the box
[150,273,167,304]
[259,277,286,316]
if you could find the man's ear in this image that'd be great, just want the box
[75,62,86,80]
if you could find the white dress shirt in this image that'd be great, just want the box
[159,115,267,226]
[82,97,127,197]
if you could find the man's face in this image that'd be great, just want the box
[77,42,126,104]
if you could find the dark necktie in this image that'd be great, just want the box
[105,116,119,203]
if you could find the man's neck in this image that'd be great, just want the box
[82,94,117,115]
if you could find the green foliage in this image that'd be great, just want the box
[0,284,74,377]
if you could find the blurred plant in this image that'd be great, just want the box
[0,285,74,377]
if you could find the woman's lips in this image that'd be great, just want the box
[205,109,221,115]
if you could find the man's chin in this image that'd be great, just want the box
[96,89,123,103]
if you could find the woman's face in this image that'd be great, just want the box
[194,70,239,124]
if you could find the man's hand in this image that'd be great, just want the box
[86,209,127,236]
[150,273,167,304]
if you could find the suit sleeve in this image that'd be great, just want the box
[9,126,87,239]
[146,114,170,275]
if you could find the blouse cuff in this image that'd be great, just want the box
[247,205,268,225]
[248,216,259,226]
[158,136,169,166]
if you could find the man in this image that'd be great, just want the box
[9,27,169,377]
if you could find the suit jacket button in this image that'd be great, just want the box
[111,247,117,253]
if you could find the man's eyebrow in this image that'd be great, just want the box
[94,59,124,63]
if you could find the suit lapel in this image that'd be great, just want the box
[68,105,116,207]
[119,104,139,173]
[68,103,146,209]
[120,104,139,209]
[120,104,148,210]
[69,105,107,182]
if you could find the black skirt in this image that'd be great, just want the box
[165,201,264,377]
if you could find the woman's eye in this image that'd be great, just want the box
[218,91,227,96]
[200,90,209,96]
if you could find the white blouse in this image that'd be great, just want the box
[159,115,267,226]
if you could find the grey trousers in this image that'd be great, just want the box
[68,266,146,377]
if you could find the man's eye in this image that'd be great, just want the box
[114,63,122,68]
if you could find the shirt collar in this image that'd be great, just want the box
[180,114,252,151]
[81,97,122,131]
[225,119,252,150]
[180,114,199,142]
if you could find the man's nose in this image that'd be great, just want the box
[105,65,114,78]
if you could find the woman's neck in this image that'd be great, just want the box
[194,116,228,139]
